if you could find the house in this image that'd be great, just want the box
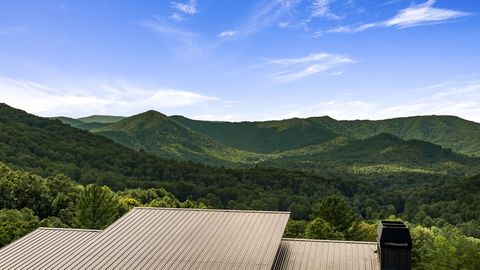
[0,208,411,269]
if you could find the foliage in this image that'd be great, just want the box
[304,218,344,240]
[410,225,480,270]
[0,209,40,247]
[91,110,265,166]
[0,162,207,247]
[73,185,119,229]
[175,114,480,157]
[312,195,357,232]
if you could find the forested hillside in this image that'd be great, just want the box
[56,111,480,174]
[1,162,479,269]
[2,103,480,268]
[91,110,264,166]
[173,115,480,157]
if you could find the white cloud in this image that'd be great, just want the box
[0,77,219,117]
[269,52,352,65]
[385,0,469,28]
[316,0,470,36]
[169,13,185,22]
[310,0,342,20]
[266,52,353,83]
[191,114,240,121]
[229,0,300,37]
[218,30,239,38]
[268,79,480,122]
[172,0,197,15]
[140,17,195,38]
[139,16,207,54]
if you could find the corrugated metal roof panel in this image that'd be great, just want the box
[272,239,380,270]
[0,227,100,270]
[59,207,290,270]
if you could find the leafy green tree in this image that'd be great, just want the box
[312,195,357,232]
[304,218,344,240]
[116,196,142,216]
[346,221,377,241]
[179,200,207,209]
[73,184,118,229]
[147,197,179,208]
[0,208,40,247]
[284,220,308,238]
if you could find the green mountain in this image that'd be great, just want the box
[51,116,109,130]
[80,111,479,175]
[265,133,479,175]
[77,115,125,124]
[319,116,480,157]
[174,115,480,157]
[91,110,265,166]
[170,116,338,153]
[0,103,225,189]
[52,109,480,174]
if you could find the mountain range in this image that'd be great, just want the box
[53,108,480,175]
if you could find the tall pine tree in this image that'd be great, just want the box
[74,184,118,229]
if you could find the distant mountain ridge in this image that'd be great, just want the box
[91,110,264,165]
[51,109,480,174]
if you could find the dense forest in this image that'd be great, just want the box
[1,163,479,269]
[1,103,480,268]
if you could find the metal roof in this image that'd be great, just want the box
[272,239,380,270]
[53,207,289,270]
[0,227,100,269]
[0,208,384,270]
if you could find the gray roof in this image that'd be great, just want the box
[0,227,100,269]
[272,239,380,270]
[0,208,382,270]
[0,207,290,270]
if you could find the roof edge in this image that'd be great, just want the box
[37,227,102,232]
[133,207,291,215]
[281,238,377,245]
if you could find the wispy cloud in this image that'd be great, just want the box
[310,0,342,20]
[269,79,480,122]
[218,30,239,38]
[172,0,197,15]
[269,52,352,65]
[140,16,195,38]
[0,76,219,117]
[139,16,207,54]
[316,0,470,36]
[266,52,353,83]
[218,0,299,38]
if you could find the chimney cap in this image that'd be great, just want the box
[377,220,412,249]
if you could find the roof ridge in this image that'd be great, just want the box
[37,227,102,232]
[133,207,291,214]
[281,238,377,245]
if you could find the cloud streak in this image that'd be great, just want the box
[316,0,470,36]
[172,0,197,15]
[310,0,342,20]
[266,52,353,83]
[218,30,239,38]
[217,0,300,38]
[269,79,480,122]
[0,77,219,117]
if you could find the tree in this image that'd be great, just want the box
[0,208,40,247]
[73,184,118,229]
[284,220,308,238]
[312,195,357,232]
[304,217,344,240]
[147,197,179,208]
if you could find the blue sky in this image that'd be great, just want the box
[1,0,479,122]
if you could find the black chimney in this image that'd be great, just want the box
[377,220,412,270]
